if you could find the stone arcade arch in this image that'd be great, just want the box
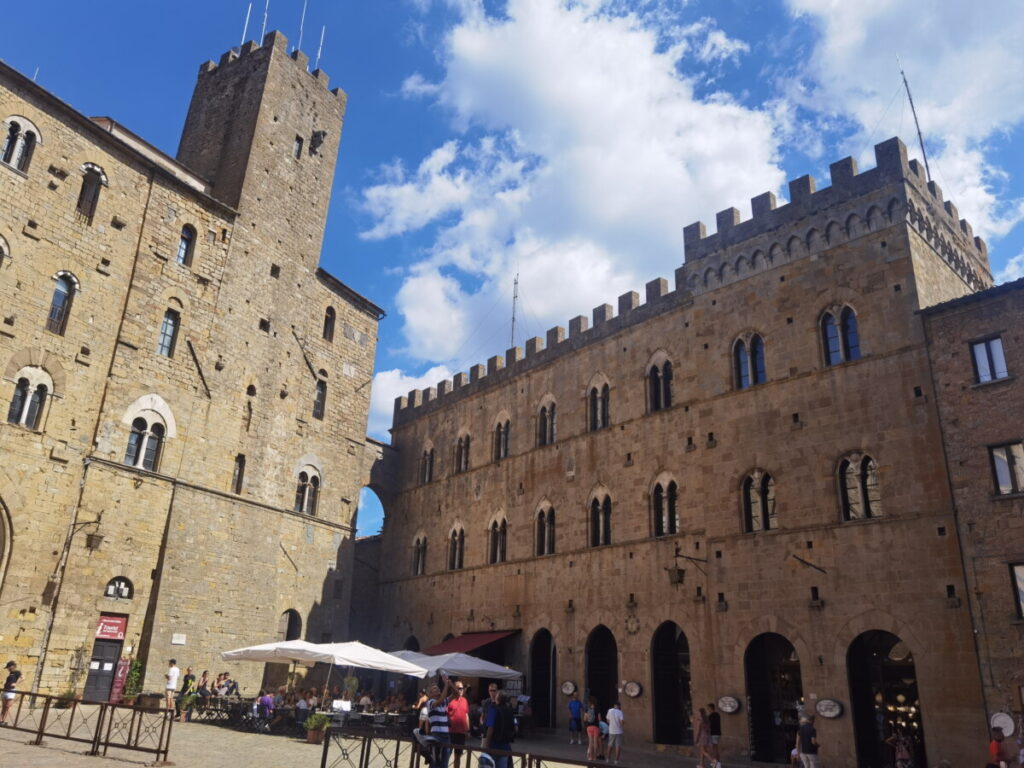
[530,628,557,728]
[585,624,618,714]
[848,630,927,768]
[651,621,693,745]
[744,632,803,764]
[403,635,420,652]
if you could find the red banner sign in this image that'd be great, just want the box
[109,657,131,704]
[96,615,127,640]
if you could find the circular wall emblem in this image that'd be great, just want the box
[625,616,640,635]
[560,680,577,696]
[815,699,844,719]
[623,681,642,698]
[717,695,740,714]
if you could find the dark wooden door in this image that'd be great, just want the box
[82,639,122,702]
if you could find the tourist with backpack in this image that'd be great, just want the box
[584,695,602,761]
[483,691,516,768]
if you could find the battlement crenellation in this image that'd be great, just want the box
[392,137,991,427]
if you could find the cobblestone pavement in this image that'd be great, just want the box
[0,721,705,767]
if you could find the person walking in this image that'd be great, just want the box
[447,680,471,767]
[1,661,21,726]
[164,659,180,711]
[694,707,714,768]
[482,691,516,768]
[795,714,820,768]
[584,695,602,761]
[567,691,583,745]
[707,701,722,768]
[605,701,625,764]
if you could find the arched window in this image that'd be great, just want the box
[0,235,9,267]
[494,420,510,460]
[312,379,327,420]
[421,448,435,484]
[822,306,860,366]
[489,519,508,564]
[448,528,465,570]
[653,481,679,537]
[76,165,105,223]
[1,118,39,173]
[839,455,883,521]
[7,367,55,431]
[456,435,471,473]
[538,402,556,446]
[104,576,134,599]
[47,274,76,335]
[589,384,610,431]
[294,469,322,515]
[590,496,612,547]
[750,335,766,384]
[156,309,180,357]
[124,416,165,471]
[176,225,196,267]
[734,340,750,389]
[232,454,246,494]
[841,307,861,361]
[649,361,673,412]
[413,537,427,576]
[6,378,28,425]
[323,307,336,342]
[742,471,777,533]
[535,507,557,556]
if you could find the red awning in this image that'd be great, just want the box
[422,631,518,656]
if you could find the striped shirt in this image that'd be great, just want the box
[427,698,450,737]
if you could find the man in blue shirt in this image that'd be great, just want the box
[567,691,583,745]
[483,691,515,768]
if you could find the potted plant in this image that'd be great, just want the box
[179,693,199,722]
[304,712,332,744]
[121,658,142,706]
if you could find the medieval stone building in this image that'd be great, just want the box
[361,138,1000,767]
[0,32,381,698]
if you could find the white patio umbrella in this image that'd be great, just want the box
[221,639,340,665]
[391,650,522,680]
[319,641,427,678]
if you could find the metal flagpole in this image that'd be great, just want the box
[261,0,269,41]
[297,0,308,52]
[315,25,325,70]
[897,55,931,182]
[240,2,252,45]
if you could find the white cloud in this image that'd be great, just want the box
[368,364,454,439]
[361,0,784,366]
[784,0,1024,241]
[996,253,1024,284]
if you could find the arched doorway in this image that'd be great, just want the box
[651,621,693,744]
[848,631,927,768]
[530,629,557,728]
[279,609,302,641]
[745,633,803,763]
[586,625,618,713]
[403,636,420,652]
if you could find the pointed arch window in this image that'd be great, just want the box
[176,225,196,266]
[455,435,471,473]
[839,455,883,520]
[124,416,165,471]
[448,528,465,570]
[589,384,610,431]
[7,377,49,431]
[489,519,508,564]
[823,307,861,366]
[652,481,679,537]
[649,361,673,412]
[494,420,510,460]
[421,447,435,484]
[590,495,612,547]
[536,508,556,556]
[538,402,556,446]
[735,340,750,389]
[413,537,428,576]
[323,306,336,342]
[742,472,777,533]
[76,166,104,223]
[750,335,766,384]
[47,274,76,335]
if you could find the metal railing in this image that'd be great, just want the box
[4,691,174,761]
[320,726,613,768]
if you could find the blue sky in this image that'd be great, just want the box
[5,1,1023,536]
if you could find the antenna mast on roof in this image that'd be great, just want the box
[510,273,519,349]
[315,25,325,70]
[240,2,252,45]
[897,55,931,182]
[261,0,269,40]
[297,0,308,52]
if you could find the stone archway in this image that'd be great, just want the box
[745,632,803,764]
[585,624,618,713]
[530,628,557,728]
[651,621,693,744]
